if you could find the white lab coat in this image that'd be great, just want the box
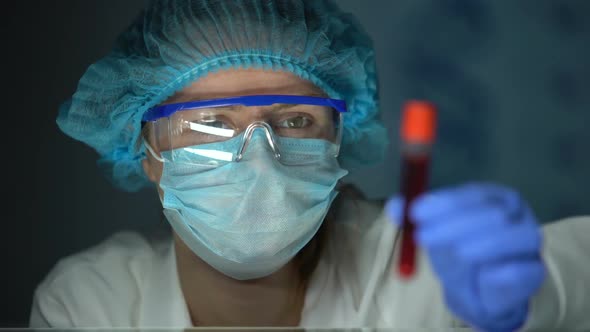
[29,198,590,329]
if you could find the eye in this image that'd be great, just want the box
[276,116,312,129]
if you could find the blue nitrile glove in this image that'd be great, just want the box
[386,182,546,332]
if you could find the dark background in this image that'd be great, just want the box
[3,0,589,327]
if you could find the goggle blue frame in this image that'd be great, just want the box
[142,94,348,122]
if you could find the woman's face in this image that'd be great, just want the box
[141,68,326,189]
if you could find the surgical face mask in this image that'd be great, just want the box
[147,127,348,280]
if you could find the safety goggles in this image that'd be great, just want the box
[142,95,347,166]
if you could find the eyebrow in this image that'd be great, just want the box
[172,86,327,104]
[204,103,300,112]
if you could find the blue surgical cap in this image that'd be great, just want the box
[57,0,387,191]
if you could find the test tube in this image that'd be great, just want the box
[397,100,437,279]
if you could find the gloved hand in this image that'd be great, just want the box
[386,182,546,332]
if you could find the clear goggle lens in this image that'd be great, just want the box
[143,98,345,166]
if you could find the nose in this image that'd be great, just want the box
[235,121,281,162]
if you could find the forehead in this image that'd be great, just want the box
[163,68,326,104]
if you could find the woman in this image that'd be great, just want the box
[30,0,590,330]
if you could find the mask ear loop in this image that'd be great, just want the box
[144,140,165,163]
[334,112,343,158]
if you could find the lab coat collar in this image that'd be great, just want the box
[138,237,192,327]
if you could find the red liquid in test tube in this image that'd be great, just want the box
[397,100,437,279]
